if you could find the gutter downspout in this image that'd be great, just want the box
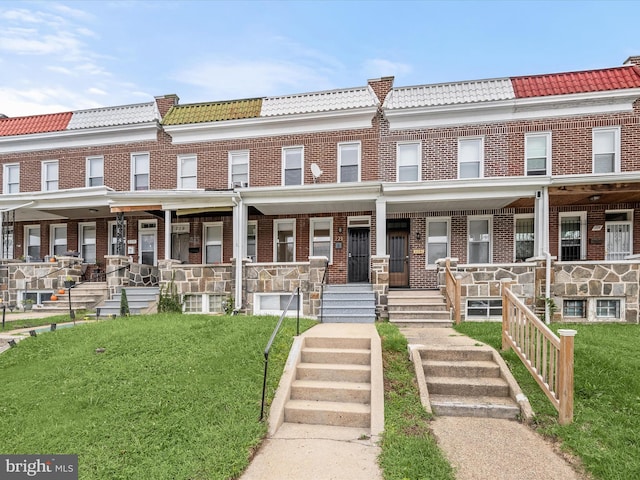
[232,193,243,312]
[544,250,552,325]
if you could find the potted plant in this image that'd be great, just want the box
[64,275,76,288]
[23,298,34,311]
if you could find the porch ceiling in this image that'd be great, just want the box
[547,183,640,207]
[387,196,525,214]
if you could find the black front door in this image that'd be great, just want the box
[348,228,370,283]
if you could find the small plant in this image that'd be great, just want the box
[537,296,558,322]
[158,274,182,313]
[223,296,235,315]
[120,289,130,316]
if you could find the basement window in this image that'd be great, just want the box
[563,299,586,318]
[596,299,621,319]
[466,298,502,319]
[183,294,227,314]
[254,293,300,316]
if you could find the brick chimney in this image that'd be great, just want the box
[367,76,394,104]
[623,56,640,67]
[154,94,179,118]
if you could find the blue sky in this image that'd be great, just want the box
[1,0,639,116]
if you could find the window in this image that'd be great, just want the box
[426,218,450,267]
[468,217,491,264]
[254,293,300,316]
[282,147,303,186]
[183,294,226,314]
[458,137,483,179]
[246,221,257,262]
[86,156,104,187]
[229,151,249,187]
[131,153,150,191]
[596,299,620,319]
[79,223,96,263]
[42,160,59,191]
[139,220,157,265]
[525,132,551,176]
[338,142,361,183]
[515,216,535,261]
[203,222,223,263]
[559,213,585,261]
[24,226,40,260]
[184,294,203,313]
[108,221,127,256]
[274,219,295,262]
[593,128,620,174]
[563,300,586,318]
[3,164,19,193]
[2,225,14,259]
[178,154,197,189]
[310,218,332,263]
[467,299,502,319]
[396,142,421,182]
[50,224,67,256]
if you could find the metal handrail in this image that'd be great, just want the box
[259,287,300,421]
[320,258,329,323]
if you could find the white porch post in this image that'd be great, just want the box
[233,197,246,310]
[164,210,172,260]
[534,187,550,257]
[542,186,550,254]
[375,197,387,256]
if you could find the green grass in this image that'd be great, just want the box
[377,322,455,480]
[1,314,79,331]
[455,321,640,480]
[0,313,315,480]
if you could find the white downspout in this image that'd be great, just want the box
[544,250,552,325]
[232,195,244,312]
[164,210,171,260]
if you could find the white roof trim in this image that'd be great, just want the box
[107,189,239,210]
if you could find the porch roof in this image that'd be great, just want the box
[107,190,238,213]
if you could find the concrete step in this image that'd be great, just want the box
[296,363,371,383]
[423,359,500,378]
[322,298,375,307]
[421,348,494,362]
[321,307,376,317]
[323,293,376,302]
[305,337,371,350]
[101,300,155,309]
[388,296,447,305]
[388,310,451,320]
[388,302,448,312]
[388,289,441,297]
[284,399,371,428]
[96,306,143,316]
[390,319,453,328]
[301,347,371,365]
[429,394,520,420]
[324,284,373,292]
[322,314,376,324]
[290,380,371,404]
[426,376,510,397]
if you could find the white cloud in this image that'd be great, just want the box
[0,86,104,116]
[87,87,107,96]
[362,59,412,79]
[46,65,74,75]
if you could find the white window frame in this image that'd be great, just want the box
[558,212,587,261]
[3,163,20,194]
[108,220,127,256]
[466,298,503,320]
[595,298,622,319]
[177,154,198,190]
[467,216,492,264]
[604,209,633,260]
[131,152,150,191]
[24,225,40,261]
[229,150,250,188]
[49,224,67,257]
[425,217,450,269]
[183,294,226,314]
[274,219,296,262]
[246,220,258,262]
[78,222,97,264]
[514,214,535,262]
[525,132,552,176]
[338,141,361,183]
[203,222,223,264]
[138,220,157,265]
[42,160,59,191]
[458,137,484,179]
[86,156,104,187]
[282,146,304,186]
[310,217,333,264]
[396,141,421,182]
[592,127,621,174]
[253,293,301,317]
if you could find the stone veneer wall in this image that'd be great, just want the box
[245,262,310,316]
[128,263,160,287]
[105,256,130,297]
[371,255,389,319]
[158,259,233,297]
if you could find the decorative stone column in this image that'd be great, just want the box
[309,256,328,318]
[105,255,130,297]
[371,255,389,319]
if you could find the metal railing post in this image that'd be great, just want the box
[259,352,269,421]
[296,287,300,336]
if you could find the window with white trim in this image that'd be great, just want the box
[338,142,361,183]
[131,152,150,191]
[515,216,535,262]
[79,222,96,264]
[282,147,303,186]
[3,164,19,194]
[274,219,295,262]
[593,127,620,174]
[467,298,502,319]
[525,132,551,176]
[86,156,104,187]
[178,154,197,189]
[42,160,59,191]
[559,212,586,261]
[2,225,14,259]
[229,150,249,188]
[468,217,491,264]
[254,293,300,316]
[25,225,40,260]
[397,142,421,182]
[183,294,226,314]
[458,137,483,179]
[247,221,257,262]
[108,221,127,256]
[596,299,620,319]
[310,217,332,263]
[50,224,67,257]
[203,222,223,263]
[426,218,450,267]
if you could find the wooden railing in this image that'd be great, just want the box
[501,282,576,425]
[444,258,461,324]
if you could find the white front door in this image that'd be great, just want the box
[605,222,631,260]
[139,221,157,265]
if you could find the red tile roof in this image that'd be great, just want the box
[0,112,73,137]
[511,66,640,98]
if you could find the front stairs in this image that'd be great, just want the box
[95,286,160,316]
[388,289,452,327]
[38,282,107,312]
[321,284,376,323]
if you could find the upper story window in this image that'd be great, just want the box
[86,156,104,187]
[131,152,150,191]
[203,222,223,263]
[397,142,421,182]
[458,137,483,179]
[282,147,303,186]
[178,154,197,189]
[468,217,492,264]
[338,142,361,183]
[50,224,67,257]
[42,160,59,191]
[229,150,249,188]
[593,127,620,174]
[274,219,296,262]
[310,217,333,263]
[525,132,551,176]
[3,164,19,194]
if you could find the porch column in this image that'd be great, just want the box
[164,210,172,260]
[375,197,387,256]
[232,197,247,311]
[534,187,550,257]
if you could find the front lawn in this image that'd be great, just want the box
[0,313,315,480]
[455,321,640,480]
